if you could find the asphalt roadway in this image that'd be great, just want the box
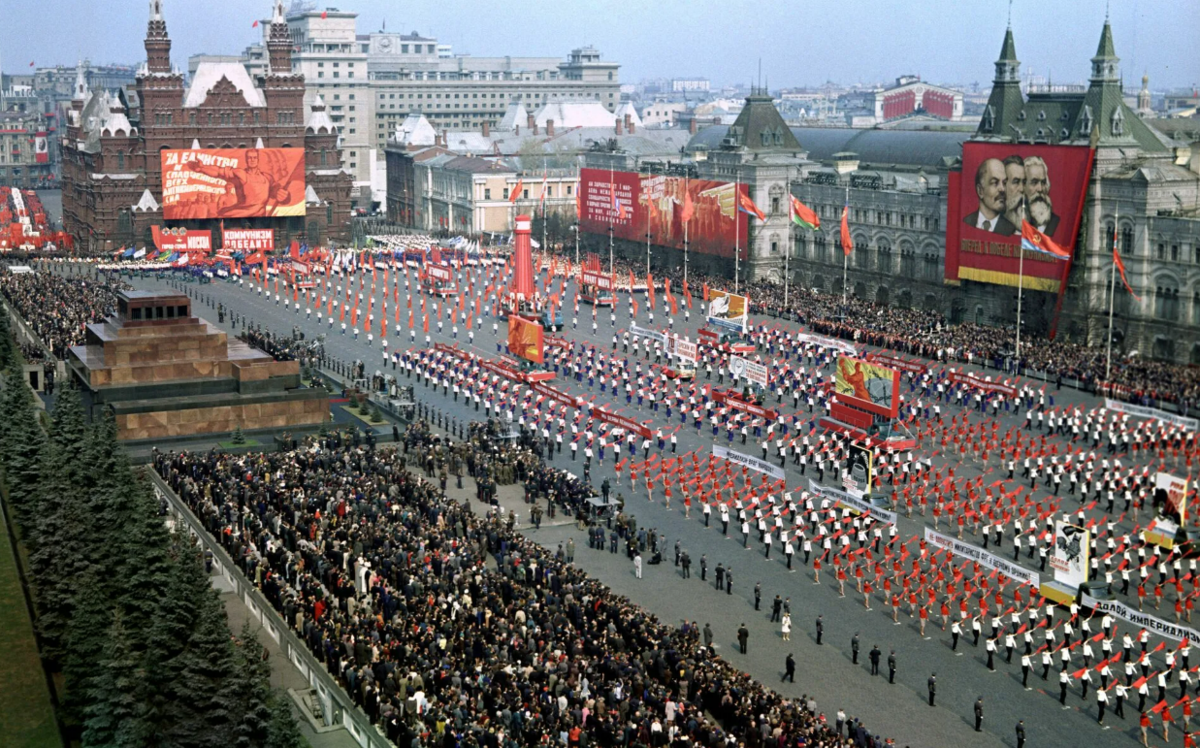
[76,260,1184,748]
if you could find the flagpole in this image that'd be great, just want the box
[841,186,848,309]
[784,214,791,309]
[541,162,547,276]
[608,164,615,293]
[1105,207,1119,382]
[1015,235,1024,364]
[735,168,741,295]
[683,175,690,287]
[645,162,652,278]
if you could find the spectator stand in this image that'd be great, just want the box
[147,470,387,748]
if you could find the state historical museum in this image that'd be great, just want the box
[61,1,352,253]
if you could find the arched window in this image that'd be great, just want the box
[877,239,892,274]
[1156,286,1180,321]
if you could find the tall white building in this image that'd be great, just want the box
[206,9,621,208]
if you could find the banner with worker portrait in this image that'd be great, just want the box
[706,289,749,334]
[507,316,544,364]
[1155,472,1190,526]
[729,355,768,388]
[844,443,873,499]
[944,142,1094,291]
[1049,521,1090,589]
[161,148,306,219]
[834,355,900,418]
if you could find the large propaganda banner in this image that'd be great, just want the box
[579,168,750,258]
[945,143,1094,292]
[161,148,307,219]
[834,355,900,418]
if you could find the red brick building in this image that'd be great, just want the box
[62,0,352,254]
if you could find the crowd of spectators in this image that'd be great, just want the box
[154,423,893,748]
[0,268,129,359]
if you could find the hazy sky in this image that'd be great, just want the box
[3,0,1197,90]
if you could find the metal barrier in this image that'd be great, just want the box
[145,469,390,748]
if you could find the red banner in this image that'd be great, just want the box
[34,132,48,164]
[151,226,212,254]
[866,352,927,376]
[579,168,750,258]
[945,143,1094,292]
[710,388,778,420]
[590,407,652,439]
[223,228,275,252]
[949,371,1017,398]
[530,381,581,410]
[161,148,306,219]
[582,270,614,289]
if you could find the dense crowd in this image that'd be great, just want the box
[0,268,129,359]
[155,424,894,748]
[592,256,1200,410]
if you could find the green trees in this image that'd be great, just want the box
[0,360,306,747]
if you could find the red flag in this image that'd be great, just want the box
[509,178,524,204]
[737,191,766,221]
[252,19,259,27]
[840,204,854,256]
[1112,230,1141,301]
[320,10,328,18]
[679,188,695,224]
[1020,220,1070,260]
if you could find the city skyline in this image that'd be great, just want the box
[1,0,1197,91]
